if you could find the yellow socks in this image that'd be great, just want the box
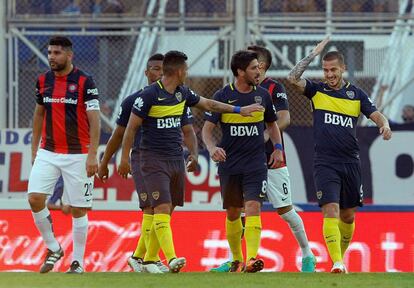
[338,220,355,258]
[323,218,342,263]
[244,216,262,260]
[153,214,176,262]
[133,214,153,259]
[143,222,161,262]
[226,217,244,262]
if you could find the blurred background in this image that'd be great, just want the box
[0,0,413,272]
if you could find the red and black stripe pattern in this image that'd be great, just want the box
[35,67,99,154]
[261,77,289,168]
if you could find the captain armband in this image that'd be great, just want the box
[85,99,100,111]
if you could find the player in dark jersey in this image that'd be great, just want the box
[288,37,392,273]
[28,36,101,274]
[248,45,316,272]
[202,50,284,273]
[97,53,196,273]
[118,50,264,273]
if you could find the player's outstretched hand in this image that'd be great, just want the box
[186,154,199,172]
[208,146,226,162]
[240,103,265,116]
[380,126,392,140]
[313,36,330,56]
[97,163,109,182]
[117,160,131,179]
[86,154,98,177]
[268,149,284,169]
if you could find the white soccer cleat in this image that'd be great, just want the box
[169,257,186,273]
[156,260,170,273]
[331,262,347,274]
[142,262,163,273]
[127,256,143,272]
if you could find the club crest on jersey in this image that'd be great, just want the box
[140,193,147,202]
[316,190,323,200]
[254,96,262,104]
[152,191,160,200]
[68,84,78,92]
[175,92,182,102]
[346,91,355,99]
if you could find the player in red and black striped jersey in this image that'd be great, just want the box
[35,67,99,154]
[28,36,101,274]
[248,45,316,272]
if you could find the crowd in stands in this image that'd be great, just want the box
[19,0,401,16]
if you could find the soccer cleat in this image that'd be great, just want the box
[210,261,232,272]
[244,258,264,273]
[169,257,186,273]
[142,261,163,273]
[40,247,64,273]
[156,261,170,273]
[301,255,317,272]
[127,256,143,272]
[229,260,245,273]
[331,262,347,274]
[66,260,84,274]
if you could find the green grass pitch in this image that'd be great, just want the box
[0,272,413,288]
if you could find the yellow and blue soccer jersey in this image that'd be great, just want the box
[204,83,277,175]
[304,79,377,163]
[117,87,194,153]
[131,80,199,160]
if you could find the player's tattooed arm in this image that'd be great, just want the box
[287,37,330,93]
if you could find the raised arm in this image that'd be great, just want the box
[369,111,392,140]
[287,37,330,93]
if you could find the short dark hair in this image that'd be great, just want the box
[231,50,258,76]
[163,50,188,75]
[322,51,345,65]
[48,36,73,50]
[247,45,272,71]
[147,53,164,68]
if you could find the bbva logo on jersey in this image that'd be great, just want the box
[230,125,259,136]
[324,113,353,128]
[157,117,181,129]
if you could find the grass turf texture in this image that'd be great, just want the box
[0,272,412,288]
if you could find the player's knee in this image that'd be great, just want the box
[142,206,154,215]
[28,193,46,212]
[71,207,88,218]
[244,200,261,216]
[277,205,293,215]
[226,207,242,220]
[153,203,172,214]
[339,211,355,224]
[322,203,339,218]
